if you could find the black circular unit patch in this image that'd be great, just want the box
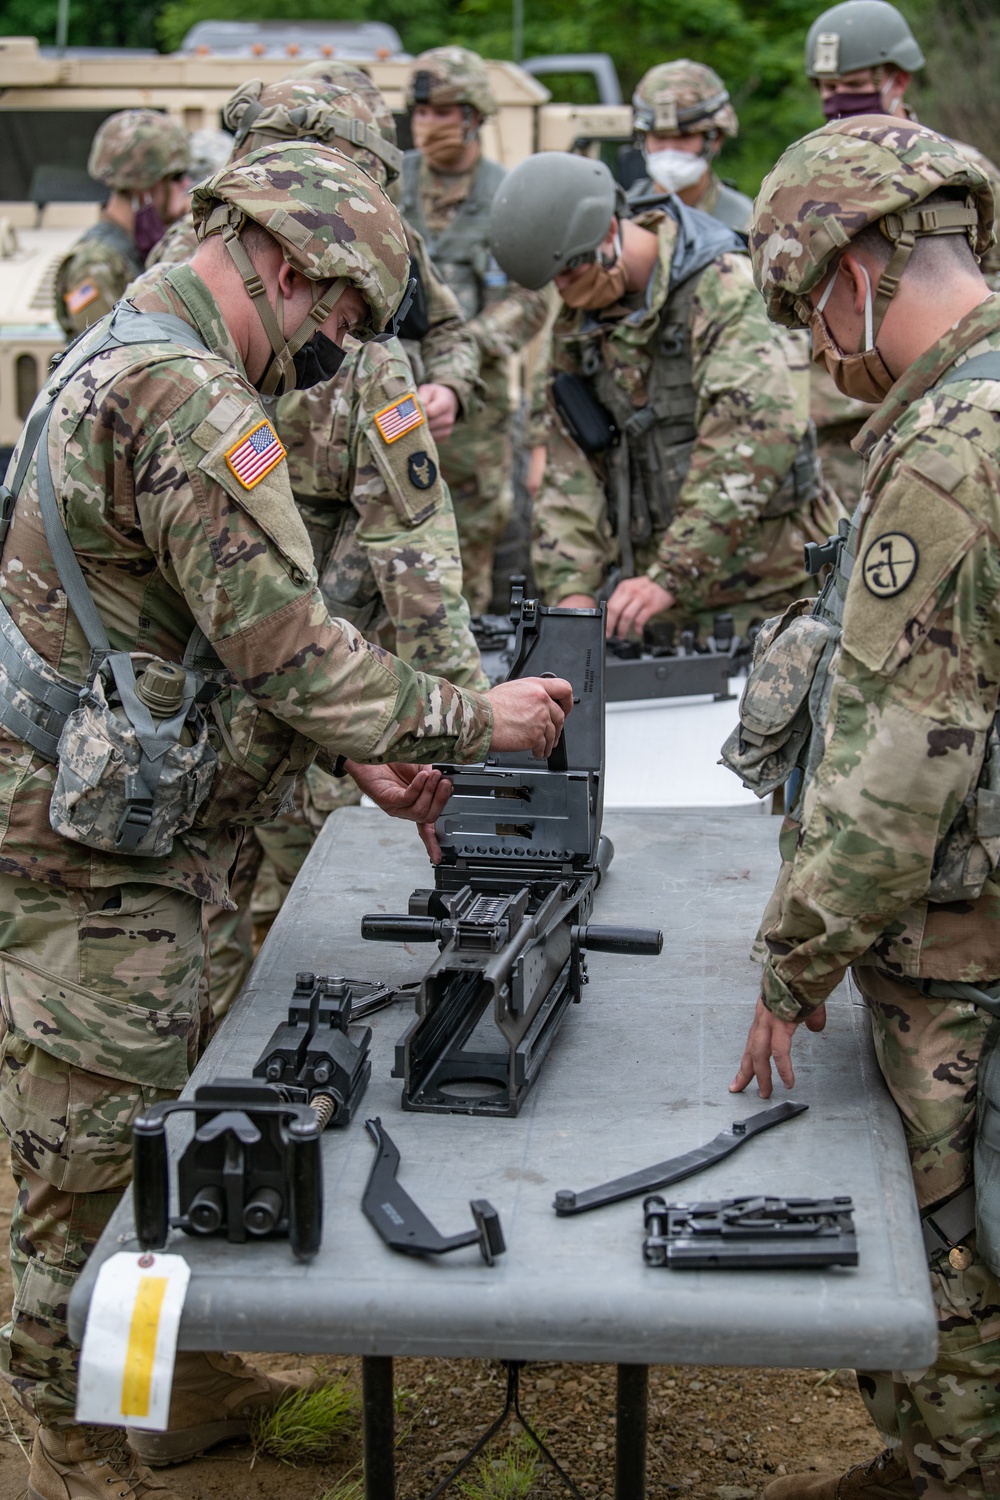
[407,450,437,490]
[861,532,919,598]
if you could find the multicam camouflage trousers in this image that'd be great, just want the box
[0,874,204,1427]
[855,966,1000,1499]
[439,386,513,616]
[206,765,360,1020]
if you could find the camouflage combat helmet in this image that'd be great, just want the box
[632,60,738,139]
[192,142,409,395]
[750,118,993,330]
[88,110,190,193]
[295,60,398,152]
[222,78,402,185]
[805,1,926,80]
[187,128,234,186]
[405,46,497,119]
[489,152,618,290]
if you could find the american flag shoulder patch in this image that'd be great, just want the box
[224,420,287,490]
[65,281,99,315]
[373,392,424,445]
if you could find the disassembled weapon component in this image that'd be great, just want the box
[643,1194,858,1269]
[132,1081,323,1262]
[363,592,664,1117]
[253,970,378,1127]
[553,1100,809,1215]
[361,1117,505,1264]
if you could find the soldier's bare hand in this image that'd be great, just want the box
[488,677,573,759]
[526,444,547,498]
[729,994,826,1098]
[345,761,453,863]
[606,577,674,639]
[418,383,459,443]
[557,593,597,610]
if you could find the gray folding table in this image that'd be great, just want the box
[70,807,936,1498]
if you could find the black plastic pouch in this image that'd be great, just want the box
[552,371,619,456]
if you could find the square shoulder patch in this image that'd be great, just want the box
[224,420,287,490]
[373,392,424,444]
[64,281,99,315]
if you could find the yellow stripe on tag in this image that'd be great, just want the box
[120,1276,169,1418]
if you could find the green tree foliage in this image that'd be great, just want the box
[0,0,162,49]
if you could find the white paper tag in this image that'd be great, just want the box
[76,1251,191,1429]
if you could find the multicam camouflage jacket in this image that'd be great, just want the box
[54,218,143,337]
[277,336,489,692]
[533,209,843,616]
[755,296,1000,1021]
[145,211,480,412]
[403,151,549,416]
[0,263,492,905]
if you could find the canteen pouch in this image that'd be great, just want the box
[49,660,216,858]
[552,371,619,456]
[976,1013,1000,1276]
[719,598,837,797]
[927,716,1000,903]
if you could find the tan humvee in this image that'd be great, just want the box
[0,33,630,451]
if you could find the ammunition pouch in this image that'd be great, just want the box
[719,597,838,797]
[50,657,216,858]
[552,371,619,456]
[927,717,1000,903]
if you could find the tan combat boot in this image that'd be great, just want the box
[763,1447,916,1500]
[28,1424,180,1500]
[126,1350,324,1465]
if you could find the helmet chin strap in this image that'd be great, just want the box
[220,221,346,396]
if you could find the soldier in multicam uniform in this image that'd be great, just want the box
[0,140,568,1499]
[136,75,487,1015]
[728,116,1000,1500]
[490,152,842,642]
[54,110,191,337]
[803,0,1000,509]
[627,60,753,235]
[402,46,550,612]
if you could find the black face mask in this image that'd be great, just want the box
[291,330,347,390]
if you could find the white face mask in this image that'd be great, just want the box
[645,147,706,194]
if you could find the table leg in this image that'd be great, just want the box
[362,1355,395,1500]
[615,1363,648,1500]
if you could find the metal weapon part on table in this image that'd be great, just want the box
[470,591,742,701]
[253,970,385,1128]
[553,1100,809,1215]
[643,1194,858,1269]
[362,590,664,1117]
[132,1082,324,1261]
[362,1117,505,1263]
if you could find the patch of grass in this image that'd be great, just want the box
[316,1478,364,1500]
[250,1377,360,1464]
[455,1431,543,1500]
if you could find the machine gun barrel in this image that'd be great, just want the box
[573,923,663,956]
[361,915,443,944]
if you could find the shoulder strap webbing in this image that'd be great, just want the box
[938,353,1000,387]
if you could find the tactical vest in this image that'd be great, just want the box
[572,264,820,576]
[401,152,508,322]
[0,302,313,859]
[721,348,1000,903]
